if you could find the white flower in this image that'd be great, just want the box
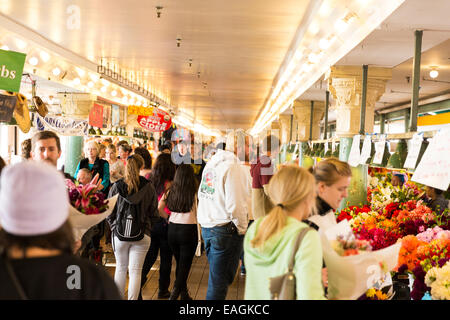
[430,280,450,300]
[425,267,439,286]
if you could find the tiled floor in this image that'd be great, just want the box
[103,250,246,300]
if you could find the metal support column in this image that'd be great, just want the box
[324,91,329,139]
[404,108,410,132]
[309,101,314,141]
[409,30,423,132]
[359,65,368,135]
[380,114,386,134]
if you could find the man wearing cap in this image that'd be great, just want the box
[0,161,121,299]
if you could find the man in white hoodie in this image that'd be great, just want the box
[197,135,250,300]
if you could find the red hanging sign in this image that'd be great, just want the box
[137,108,172,132]
[89,103,104,127]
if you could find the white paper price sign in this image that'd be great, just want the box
[373,135,386,165]
[348,135,361,167]
[404,133,424,169]
[359,135,372,165]
[412,128,450,191]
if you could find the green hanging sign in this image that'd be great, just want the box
[0,49,27,92]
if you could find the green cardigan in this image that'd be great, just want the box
[244,216,326,300]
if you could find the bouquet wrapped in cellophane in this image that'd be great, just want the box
[65,177,117,241]
[320,219,401,300]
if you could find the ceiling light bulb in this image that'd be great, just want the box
[87,81,94,88]
[319,38,331,50]
[308,53,320,64]
[90,73,100,82]
[1,45,9,50]
[73,78,81,86]
[14,38,27,49]
[335,19,349,33]
[29,57,39,66]
[308,21,320,35]
[111,90,117,97]
[76,67,86,77]
[101,79,109,86]
[101,86,107,93]
[40,51,50,62]
[429,69,439,78]
[52,67,61,76]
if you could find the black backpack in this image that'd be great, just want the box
[114,196,144,242]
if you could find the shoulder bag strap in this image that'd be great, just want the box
[3,255,28,300]
[288,227,312,272]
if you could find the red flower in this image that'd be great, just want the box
[384,202,400,219]
[337,210,353,222]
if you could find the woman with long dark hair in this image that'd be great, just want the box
[140,153,176,299]
[107,154,159,300]
[159,164,198,300]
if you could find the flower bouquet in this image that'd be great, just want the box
[66,177,118,240]
[320,219,401,300]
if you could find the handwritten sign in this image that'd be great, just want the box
[359,135,372,165]
[404,133,424,169]
[88,103,103,127]
[348,135,361,167]
[373,135,386,165]
[412,128,450,191]
[0,93,17,122]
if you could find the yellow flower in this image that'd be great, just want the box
[375,290,388,300]
[366,288,376,298]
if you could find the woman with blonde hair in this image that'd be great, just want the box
[74,140,110,194]
[107,154,159,300]
[244,165,326,300]
[106,144,125,184]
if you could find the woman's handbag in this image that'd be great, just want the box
[269,227,312,300]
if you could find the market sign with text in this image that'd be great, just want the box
[137,108,172,132]
[0,49,27,92]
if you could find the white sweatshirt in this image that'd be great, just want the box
[197,149,250,235]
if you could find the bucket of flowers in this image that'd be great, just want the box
[65,174,118,240]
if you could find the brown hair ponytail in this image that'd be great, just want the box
[124,154,144,195]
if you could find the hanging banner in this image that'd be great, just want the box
[137,108,172,132]
[89,103,103,127]
[0,93,17,122]
[111,104,120,126]
[35,114,89,136]
[0,49,26,92]
[128,105,154,116]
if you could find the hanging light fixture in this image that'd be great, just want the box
[429,66,439,79]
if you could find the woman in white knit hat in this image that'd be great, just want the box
[0,161,121,300]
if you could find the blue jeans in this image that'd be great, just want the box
[202,223,244,300]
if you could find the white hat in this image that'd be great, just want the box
[0,161,69,236]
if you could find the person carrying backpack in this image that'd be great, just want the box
[107,154,159,300]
